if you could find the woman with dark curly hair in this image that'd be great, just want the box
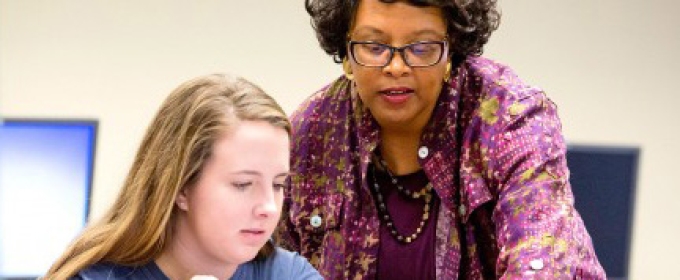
[277,0,606,278]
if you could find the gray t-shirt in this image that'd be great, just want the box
[73,248,322,280]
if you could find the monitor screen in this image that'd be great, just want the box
[0,119,97,279]
[567,145,639,280]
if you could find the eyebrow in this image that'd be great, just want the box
[230,170,290,179]
[274,172,291,180]
[351,26,385,37]
[351,26,446,40]
[230,170,261,176]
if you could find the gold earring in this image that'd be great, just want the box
[443,62,452,83]
[343,59,354,80]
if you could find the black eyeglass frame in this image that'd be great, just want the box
[347,40,449,68]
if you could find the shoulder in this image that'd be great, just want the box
[74,262,167,280]
[232,247,322,280]
[289,76,354,162]
[463,56,545,101]
[290,76,351,132]
[461,56,556,125]
[74,263,130,279]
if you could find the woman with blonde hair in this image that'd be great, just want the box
[45,74,322,279]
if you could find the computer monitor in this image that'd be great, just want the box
[567,145,639,280]
[0,119,97,279]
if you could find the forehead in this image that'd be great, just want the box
[208,121,290,167]
[351,0,447,39]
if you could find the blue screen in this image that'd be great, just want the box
[567,145,638,279]
[0,119,97,278]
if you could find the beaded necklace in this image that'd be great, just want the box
[371,160,434,244]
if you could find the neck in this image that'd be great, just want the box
[379,129,422,175]
[156,227,237,280]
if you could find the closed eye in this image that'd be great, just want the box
[360,43,388,55]
[408,43,437,56]
[232,182,252,190]
[273,183,285,192]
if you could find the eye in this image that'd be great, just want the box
[232,182,252,190]
[273,182,286,192]
[409,43,436,56]
[361,43,388,55]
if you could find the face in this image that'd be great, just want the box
[175,120,289,269]
[348,0,449,131]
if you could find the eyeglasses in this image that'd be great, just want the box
[348,40,448,67]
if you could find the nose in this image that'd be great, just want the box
[382,50,411,77]
[254,187,279,219]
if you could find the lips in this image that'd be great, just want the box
[379,87,414,95]
[379,87,414,104]
[239,228,268,245]
[241,229,265,235]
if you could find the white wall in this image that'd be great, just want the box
[1,0,678,278]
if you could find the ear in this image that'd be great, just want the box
[176,188,189,211]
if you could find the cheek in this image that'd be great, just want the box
[423,64,447,82]
[190,188,236,220]
[276,192,285,213]
[419,68,447,94]
[424,77,443,95]
[353,73,378,103]
[352,65,377,83]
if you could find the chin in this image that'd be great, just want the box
[237,244,267,261]
[223,250,259,266]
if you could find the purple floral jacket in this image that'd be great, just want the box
[277,56,606,279]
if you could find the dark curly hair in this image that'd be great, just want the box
[305,0,500,64]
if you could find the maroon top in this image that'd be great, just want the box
[370,165,440,280]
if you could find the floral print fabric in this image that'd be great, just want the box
[277,56,606,279]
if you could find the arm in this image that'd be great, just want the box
[276,192,301,252]
[487,91,606,279]
[274,106,308,252]
[274,91,324,253]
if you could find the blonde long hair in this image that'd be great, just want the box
[44,74,290,280]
